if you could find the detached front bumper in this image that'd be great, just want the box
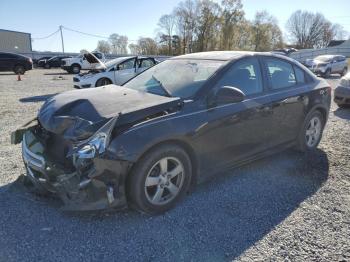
[73,77,92,89]
[17,128,130,211]
[334,86,350,105]
[311,67,327,75]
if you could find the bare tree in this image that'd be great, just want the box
[96,40,111,54]
[109,34,129,54]
[128,43,140,55]
[252,11,283,51]
[286,10,340,48]
[219,0,245,50]
[158,14,176,54]
[138,37,158,55]
[195,0,221,51]
[174,0,199,54]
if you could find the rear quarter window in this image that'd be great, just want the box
[294,66,306,84]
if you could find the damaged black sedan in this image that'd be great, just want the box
[12,51,331,214]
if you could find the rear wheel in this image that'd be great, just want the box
[14,65,25,75]
[95,78,112,87]
[127,144,192,214]
[296,111,324,152]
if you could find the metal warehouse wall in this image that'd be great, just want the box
[290,39,350,62]
[0,29,32,53]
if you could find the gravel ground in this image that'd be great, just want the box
[0,69,349,262]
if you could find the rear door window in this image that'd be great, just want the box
[265,58,296,90]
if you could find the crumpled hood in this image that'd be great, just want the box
[38,85,181,141]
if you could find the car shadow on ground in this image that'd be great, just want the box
[0,73,20,76]
[334,107,350,120]
[0,149,329,261]
[19,94,58,103]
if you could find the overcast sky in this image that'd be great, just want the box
[1,0,349,52]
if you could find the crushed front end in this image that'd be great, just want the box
[13,119,130,211]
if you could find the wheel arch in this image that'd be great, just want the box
[71,63,81,68]
[130,139,199,191]
[306,104,329,127]
[13,63,25,70]
[95,77,113,87]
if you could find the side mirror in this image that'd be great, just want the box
[210,86,245,106]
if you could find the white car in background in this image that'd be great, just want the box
[61,51,106,74]
[303,55,348,78]
[73,54,158,88]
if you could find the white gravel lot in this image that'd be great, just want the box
[0,69,349,262]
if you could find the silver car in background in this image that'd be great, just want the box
[334,72,350,108]
[304,55,347,78]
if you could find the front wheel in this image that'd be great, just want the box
[341,67,347,76]
[127,144,192,214]
[95,78,112,87]
[296,111,324,152]
[44,63,50,69]
[323,69,331,78]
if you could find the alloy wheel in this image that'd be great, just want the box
[144,157,185,205]
[305,116,322,147]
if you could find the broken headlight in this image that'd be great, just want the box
[77,133,107,159]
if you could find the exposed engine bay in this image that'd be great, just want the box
[12,85,182,210]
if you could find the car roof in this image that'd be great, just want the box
[170,51,293,61]
[315,55,336,59]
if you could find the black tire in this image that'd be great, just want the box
[13,65,25,75]
[70,64,81,74]
[323,68,331,78]
[127,144,192,214]
[22,173,50,196]
[341,67,347,77]
[95,78,112,87]
[296,110,325,152]
[44,63,50,69]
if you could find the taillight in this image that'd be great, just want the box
[28,58,32,63]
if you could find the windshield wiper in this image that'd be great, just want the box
[152,75,172,97]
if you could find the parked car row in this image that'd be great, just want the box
[12,51,332,214]
[0,52,33,74]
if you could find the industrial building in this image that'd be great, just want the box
[0,29,32,53]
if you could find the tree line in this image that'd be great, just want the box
[96,0,347,55]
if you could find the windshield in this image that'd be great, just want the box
[124,59,225,98]
[48,56,57,61]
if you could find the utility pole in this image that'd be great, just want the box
[59,25,65,53]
